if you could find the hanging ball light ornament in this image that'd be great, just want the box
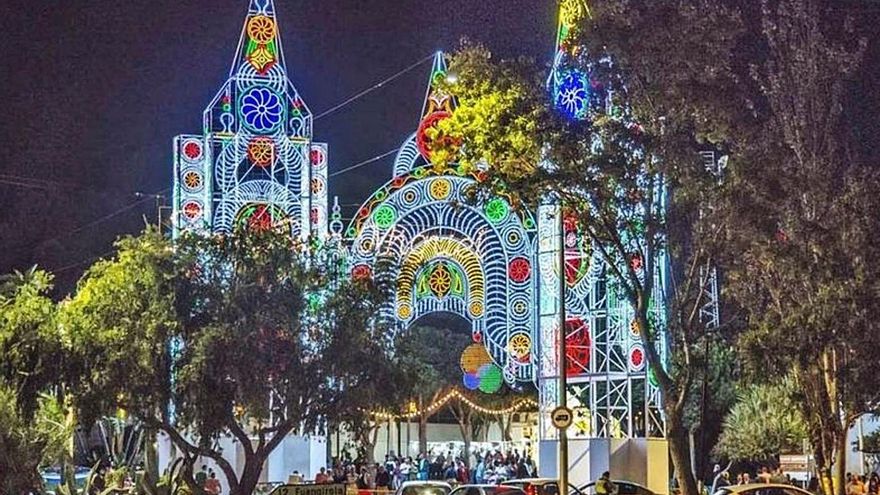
[477,364,504,394]
[460,344,492,374]
[463,373,481,391]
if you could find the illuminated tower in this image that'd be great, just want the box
[537,0,669,489]
[172,0,329,240]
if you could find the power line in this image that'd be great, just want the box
[0,173,77,188]
[35,187,170,249]
[313,53,434,121]
[53,250,116,275]
[0,179,54,191]
[329,148,400,178]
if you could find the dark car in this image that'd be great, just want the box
[452,485,528,495]
[502,478,585,495]
[714,484,814,495]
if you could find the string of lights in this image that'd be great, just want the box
[367,389,539,420]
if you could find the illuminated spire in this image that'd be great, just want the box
[420,52,457,121]
[416,52,458,162]
[329,196,343,237]
[231,0,287,78]
[554,0,590,55]
[550,0,593,121]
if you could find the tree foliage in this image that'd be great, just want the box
[438,10,740,490]
[323,271,414,463]
[714,380,807,462]
[0,267,62,419]
[57,228,399,495]
[716,1,878,493]
[0,381,70,494]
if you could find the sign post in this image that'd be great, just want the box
[270,484,348,495]
[558,210,569,495]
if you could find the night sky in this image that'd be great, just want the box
[0,0,556,289]
[1,0,877,293]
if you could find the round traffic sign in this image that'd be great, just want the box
[551,406,573,429]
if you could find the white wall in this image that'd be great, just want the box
[157,433,326,487]
[332,419,538,463]
[848,414,880,475]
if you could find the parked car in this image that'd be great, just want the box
[451,485,527,495]
[396,481,454,495]
[502,478,585,495]
[579,480,655,495]
[41,467,90,494]
[714,484,814,495]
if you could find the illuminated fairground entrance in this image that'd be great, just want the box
[344,54,539,388]
[170,0,672,490]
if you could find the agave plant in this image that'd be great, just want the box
[714,378,808,461]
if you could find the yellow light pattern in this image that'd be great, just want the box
[508,334,532,359]
[560,0,589,28]
[247,15,277,44]
[429,178,452,200]
[247,45,275,73]
[469,301,484,318]
[397,237,484,316]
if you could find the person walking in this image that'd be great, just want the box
[596,472,617,495]
[195,465,208,488]
[867,473,880,495]
[204,472,221,495]
[376,465,392,491]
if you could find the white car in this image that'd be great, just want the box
[396,481,454,495]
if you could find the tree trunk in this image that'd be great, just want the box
[503,413,514,442]
[418,416,428,456]
[237,455,265,495]
[460,415,473,469]
[419,401,429,457]
[833,423,848,495]
[667,408,699,495]
[365,425,379,465]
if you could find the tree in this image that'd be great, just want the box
[0,382,70,494]
[60,228,397,495]
[323,271,415,465]
[0,267,68,493]
[436,27,739,494]
[714,380,807,462]
[396,319,472,455]
[0,267,63,419]
[717,2,878,494]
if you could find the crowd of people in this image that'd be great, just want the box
[709,465,880,495]
[711,465,792,490]
[308,450,538,490]
[845,473,880,495]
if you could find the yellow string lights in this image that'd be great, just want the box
[367,389,539,420]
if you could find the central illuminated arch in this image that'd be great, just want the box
[397,236,485,321]
[346,160,538,384]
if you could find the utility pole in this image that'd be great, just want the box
[558,208,569,494]
[135,192,169,235]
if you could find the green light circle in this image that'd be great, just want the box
[372,205,397,229]
[485,198,509,224]
[478,364,503,394]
